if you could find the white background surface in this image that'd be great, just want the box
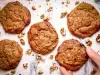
[0,0,100,75]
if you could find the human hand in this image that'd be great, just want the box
[60,66,73,75]
[86,48,100,75]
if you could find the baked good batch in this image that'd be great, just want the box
[28,21,58,55]
[67,2,100,38]
[0,39,23,70]
[0,1,31,34]
[56,39,88,71]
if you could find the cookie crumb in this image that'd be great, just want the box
[86,40,92,46]
[60,12,67,18]
[96,34,100,42]
[50,63,58,73]
[11,69,16,74]
[60,28,66,36]
[26,49,32,55]
[49,55,53,59]
[18,33,25,38]
[47,7,53,12]
[20,39,25,45]
[23,63,28,69]
[38,69,43,75]
[75,1,80,5]
[32,6,36,10]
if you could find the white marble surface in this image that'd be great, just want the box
[0,0,100,75]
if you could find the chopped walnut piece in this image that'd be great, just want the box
[66,0,70,4]
[47,7,53,12]
[18,33,25,38]
[23,63,28,69]
[40,14,45,19]
[60,12,67,18]
[50,55,53,59]
[32,6,36,10]
[26,49,32,55]
[75,1,80,5]
[86,40,92,46]
[36,55,44,62]
[60,28,66,36]
[11,69,16,74]
[38,69,43,75]
[96,34,100,42]
[20,39,25,45]
[50,63,58,73]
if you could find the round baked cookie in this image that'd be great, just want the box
[67,2,100,38]
[0,1,31,34]
[28,21,58,55]
[55,39,88,71]
[0,39,23,70]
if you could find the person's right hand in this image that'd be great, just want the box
[86,48,100,75]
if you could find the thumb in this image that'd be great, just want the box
[60,66,73,75]
[86,48,100,69]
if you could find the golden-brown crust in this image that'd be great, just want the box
[28,21,58,55]
[55,39,88,71]
[67,2,100,38]
[0,39,23,70]
[0,1,31,34]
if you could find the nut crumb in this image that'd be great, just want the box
[50,63,58,73]
[40,14,45,19]
[18,33,25,38]
[11,69,16,74]
[47,7,53,12]
[66,0,70,4]
[50,55,53,59]
[46,0,50,2]
[26,49,32,55]
[36,55,44,62]
[32,6,36,10]
[60,12,67,18]
[62,2,65,4]
[86,40,92,46]
[75,1,80,5]
[38,69,43,75]
[23,63,28,69]
[60,28,66,36]
[96,34,100,42]
[20,39,25,45]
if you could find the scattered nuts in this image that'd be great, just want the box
[26,49,32,55]
[60,12,67,18]
[75,1,80,5]
[11,69,16,74]
[50,63,58,73]
[60,28,66,36]
[20,39,25,45]
[47,7,53,12]
[49,55,53,59]
[38,69,43,75]
[18,33,25,38]
[86,40,92,46]
[23,63,28,69]
[96,34,100,42]
[32,6,36,10]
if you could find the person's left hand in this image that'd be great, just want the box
[60,66,73,75]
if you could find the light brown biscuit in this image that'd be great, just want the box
[28,21,58,55]
[67,2,100,38]
[0,39,23,70]
[0,1,31,33]
[56,39,88,71]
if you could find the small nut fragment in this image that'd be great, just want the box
[75,1,80,5]
[38,69,43,75]
[23,63,28,69]
[49,55,53,59]
[96,34,100,42]
[18,33,25,38]
[32,6,36,10]
[60,12,67,18]
[36,55,44,62]
[60,28,66,36]
[66,0,70,4]
[40,14,45,19]
[20,39,25,45]
[50,63,58,73]
[47,7,53,12]
[11,69,16,74]
[86,40,92,46]
[62,2,65,4]
[26,49,32,55]
[46,0,50,2]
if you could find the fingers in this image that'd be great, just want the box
[60,66,73,75]
[86,48,100,69]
